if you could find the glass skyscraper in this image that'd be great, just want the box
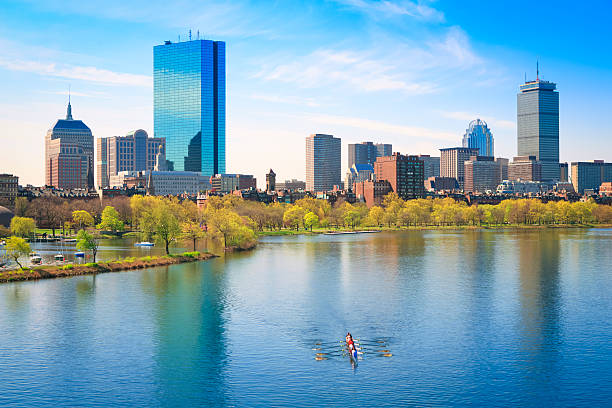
[517,78,559,181]
[154,39,225,177]
[462,119,494,157]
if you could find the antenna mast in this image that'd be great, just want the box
[536,59,539,81]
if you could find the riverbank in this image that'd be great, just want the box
[257,223,612,236]
[0,251,217,284]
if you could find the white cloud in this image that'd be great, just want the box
[441,111,515,131]
[0,58,151,87]
[249,93,321,108]
[257,27,480,95]
[306,113,456,141]
[334,0,445,22]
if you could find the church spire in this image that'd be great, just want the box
[66,86,73,120]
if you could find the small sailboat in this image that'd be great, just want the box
[135,242,154,247]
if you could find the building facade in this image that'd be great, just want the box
[347,142,392,168]
[440,147,479,190]
[559,162,569,182]
[210,174,257,193]
[345,163,375,191]
[424,176,459,192]
[464,156,501,194]
[266,169,276,192]
[0,174,18,205]
[418,155,440,179]
[354,180,392,208]
[45,101,94,190]
[96,130,165,189]
[154,39,225,177]
[517,78,559,181]
[571,161,612,194]
[496,157,509,181]
[306,134,341,192]
[276,179,306,191]
[462,119,494,157]
[508,155,542,181]
[374,153,424,200]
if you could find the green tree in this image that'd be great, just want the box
[182,221,205,251]
[76,229,100,263]
[283,206,306,230]
[304,211,320,231]
[72,210,94,230]
[5,236,30,269]
[97,206,124,234]
[9,216,36,238]
[152,202,181,255]
[367,206,384,227]
[208,208,255,248]
[13,197,29,217]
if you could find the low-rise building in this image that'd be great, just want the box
[374,153,424,200]
[600,182,612,196]
[210,174,257,193]
[0,174,19,205]
[571,160,612,194]
[508,155,542,181]
[266,169,276,192]
[276,179,306,191]
[424,176,459,192]
[345,163,375,191]
[354,180,392,208]
[496,180,550,195]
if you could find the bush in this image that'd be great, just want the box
[62,264,74,270]
[84,262,98,268]
[140,256,153,262]
[181,251,200,258]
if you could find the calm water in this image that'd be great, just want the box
[0,230,611,407]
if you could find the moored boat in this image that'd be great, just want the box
[135,242,154,247]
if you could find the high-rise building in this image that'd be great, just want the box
[154,39,225,178]
[96,130,165,189]
[570,161,612,194]
[517,74,559,181]
[266,169,276,192]
[462,119,494,157]
[496,157,509,181]
[418,155,440,179]
[306,134,341,192]
[45,100,94,190]
[440,147,479,190]
[347,142,392,168]
[559,162,569,182]
[508,155,542,181]
[464,156,501,194]
[374,153,424,200]
[345,163,375,190]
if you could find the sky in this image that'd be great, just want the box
[1,0,611,186]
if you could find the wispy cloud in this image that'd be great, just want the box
[306,113,456,141]
[441,111,515,130]
[0,58,151,87]
[334,0,444,22]
[257,27,480,95]
[249,93,321,108]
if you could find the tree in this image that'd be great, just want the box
[76,229,100,263]
[9,217,36,238]
[13,197,29,217]
[283,206,306,230]
[367,206,384,227]
[72,210,94,230]
[208,208,255,248]
[182,221,205,251]
[152,202,181,255]
[97,206,124,234]
[5,236,30,269]
[304,211,320,231]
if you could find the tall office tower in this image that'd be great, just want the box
[495,157,509,181]
[154,38,225,178]
[374,153,424,199]
[518,72,559,181]
[464,156,501,194]
[570,160,612,194]
[45,100,94,189]
[97,130,166,189]
[418,155,440,179]
[375,143,392,158]
[440,147,479,190]
[306,134,341,192]
[347,142,392,168]
[462,119,494,157]
[559,162,568,182]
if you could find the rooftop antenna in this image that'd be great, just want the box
[178,34,181,42]
[189,29,192,41]
[536,59,539,81]
[197,30,200,40]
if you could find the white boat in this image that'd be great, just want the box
[63,238,77,243]
[54,254,64,262]
[135,242,154,247]
[30,255,42,265]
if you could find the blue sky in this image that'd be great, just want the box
[1,0,611,186]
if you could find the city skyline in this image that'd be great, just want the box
[1,0,612,186]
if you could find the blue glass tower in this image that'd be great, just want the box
[154,39,225,177]
[462,119,494,157]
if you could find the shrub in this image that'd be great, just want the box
[181,251,200,258]
[62,264,74,270]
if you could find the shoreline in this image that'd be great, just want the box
[258,224,612,236]
[0,252,217,284]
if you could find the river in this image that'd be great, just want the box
[0,229,611,407]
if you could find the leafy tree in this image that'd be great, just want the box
[208,208,255,248]
[9,217,36,238]
[304,211,320,231]
[283,206,306,230]
[5,236,30,269]
[97,206,124,234]
[182,221,205,251]
[152,202,181,255]
[367,206,384,227]
[13,197,29,217]
[72,210,94,230]
[76,229,100,263]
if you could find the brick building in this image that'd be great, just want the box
[374,153,424,200]
[354,180,392,208]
